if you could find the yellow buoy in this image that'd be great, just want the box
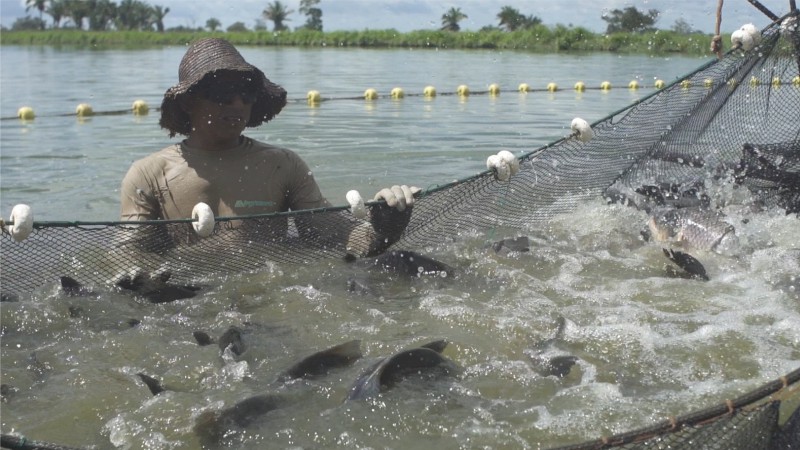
[307,90,321,104]
[131,99,149,115]
[600,81,611,90]
[457,85,470,97]
[680,80,691,89]
[364,88,378,100]
[654,79,665,89]
[518,83,530,93]
[17,106,35,120]
[628,80,639,90]
[574,81,585,92]
[423,86,436,97]
[546,82,557,92]
[772,77,782,86]
[703,78,714,88]
[76,103,94,117]
[792,76,800,86]
[390,87,404,99]
[749,76,761,86]
[488,83,500,96]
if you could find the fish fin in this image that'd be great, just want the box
[137,373,165,396]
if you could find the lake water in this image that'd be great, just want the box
[1,45,798,449]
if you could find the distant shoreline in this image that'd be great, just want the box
[0,28,716,55]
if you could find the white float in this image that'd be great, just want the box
[191,202,215,238]
[346,190,367,219]
[7,204,33,242]
[571,117,594,143]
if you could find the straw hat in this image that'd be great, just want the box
[159,38,287,137]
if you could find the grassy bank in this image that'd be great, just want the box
[0,27,715,55]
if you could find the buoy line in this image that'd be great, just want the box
[6,75,799,121]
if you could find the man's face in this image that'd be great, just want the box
[184,71,258,145]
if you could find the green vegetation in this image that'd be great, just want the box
[0,26,714,55]
[4,2,715,55]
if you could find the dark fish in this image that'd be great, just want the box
[0,292,20,302]
[528,316,579,378]
[1,384,17,403]
[137,373,166,396]
[277,340,362,382]
[346,340,461,401]
[346,276,374,295]
[115,270,201,303]
[60,276,96,297]
[218,326,246,356]
[491,236,530,256]
[193,331,214,346]
[194,393,287,444]
[663,248,709,281]
[363,250,453,278]
[0,434,84,450]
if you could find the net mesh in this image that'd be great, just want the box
[1,11,799,450]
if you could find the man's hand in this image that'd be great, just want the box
[373,185,422,211]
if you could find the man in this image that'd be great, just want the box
[120,38,417,257]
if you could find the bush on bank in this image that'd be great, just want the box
[0,27,715,55]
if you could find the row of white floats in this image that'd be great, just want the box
[5,116,595,241]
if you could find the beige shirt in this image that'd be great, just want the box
[120,136,330,221]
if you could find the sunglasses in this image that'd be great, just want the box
[196,81,259,105]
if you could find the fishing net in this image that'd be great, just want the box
[1,10,799,450]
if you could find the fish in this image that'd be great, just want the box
[115,270,202,303]
[360,250,453,278]
[194,393,288,444]
[527,316,579,378]
[193,330,215,347]
[647,206,739,255]
[60,276,97,297]
[604,179,709,213]
[217,326,246,356]
[277,340,363,382]
[490,236,531,256]
[1,434,84,450]
[346,340,461,401]
[0,292,20,302]
[1,384,17,403]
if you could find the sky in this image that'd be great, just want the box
[0,0,792,34]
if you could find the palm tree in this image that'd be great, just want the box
[63,0,91,29]
[299,0,322,31]
[441,7,467,32]
[25,0,47,29]
[115,0,154,30]
[497,6,525,31]
[87,0,118,31]
[263,0,294,32]
[46,0,66,28]
[152,5,170,32]
[496,6,541,31]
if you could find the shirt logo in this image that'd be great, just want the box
[235,200,275,208]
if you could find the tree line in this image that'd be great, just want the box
[11,1,701,36]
